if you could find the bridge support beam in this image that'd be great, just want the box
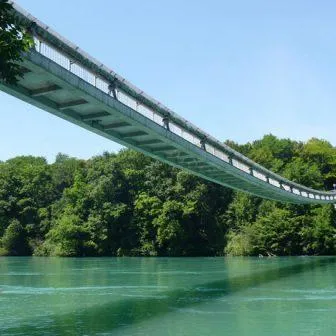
[31,85,60,97]
[59,99,87,110]
[82,112,110,121]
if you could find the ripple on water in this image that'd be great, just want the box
[0,285,169,295]
[0,272,43,276]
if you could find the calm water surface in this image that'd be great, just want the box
[0,257,335,335]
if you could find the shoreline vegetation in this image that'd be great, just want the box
[1,135,336,257]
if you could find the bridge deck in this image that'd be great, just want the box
[1,2,335,205]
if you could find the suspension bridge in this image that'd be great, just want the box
[1,2,335,205]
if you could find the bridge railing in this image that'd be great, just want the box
[12,2,336,202]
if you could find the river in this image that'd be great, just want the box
[0,257,335,335]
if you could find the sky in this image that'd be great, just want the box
[2,0,336,162]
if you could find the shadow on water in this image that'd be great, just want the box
[5,257,336,335]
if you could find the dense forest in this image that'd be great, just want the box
[1,134,336,257]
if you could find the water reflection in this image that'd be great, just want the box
[0,257,335,335]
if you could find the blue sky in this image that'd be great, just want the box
[2,0,336,162]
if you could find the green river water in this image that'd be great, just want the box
[0,257,335,335]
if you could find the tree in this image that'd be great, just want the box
[301,138,336,189]
[134,192,162,256]
[153,200,186,256]
[0,0,33,84]
[282,157,323,189]
[44,213,88,257]
[51,153,84,195]
[301,205,336,255]
[1,219,30,255]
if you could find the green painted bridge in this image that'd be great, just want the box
[2,2,336,205]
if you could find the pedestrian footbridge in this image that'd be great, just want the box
[1,2,335,205]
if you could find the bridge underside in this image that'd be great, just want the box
[1,50,332,204]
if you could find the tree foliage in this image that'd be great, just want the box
[0,0,33,84]
[0,135,335,257]
[1,219,30,255]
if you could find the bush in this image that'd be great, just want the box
[225,228,253,256]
